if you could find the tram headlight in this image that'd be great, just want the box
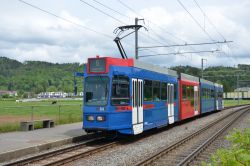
[87,115,94,121]
[96,116,105,122]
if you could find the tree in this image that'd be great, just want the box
[47,86,57,92]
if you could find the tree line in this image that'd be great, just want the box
[0,57,249,97]
[0,57,83,97]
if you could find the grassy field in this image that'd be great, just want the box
[224,99,250,107]
[0,99,83,133]
[0,99,249,133]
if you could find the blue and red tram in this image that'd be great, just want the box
[83,56,223,135]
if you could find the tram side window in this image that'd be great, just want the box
[188,86,194,106]
[208,89,211,99]
[174,84,177,100]
[153,81,161,101]
[161,82,167,101]
[144,80,153,101]
[219,92,223,98]
[205,89,208,99]
[111,75,129,105]
[190,86,194,96]
[202,88,207,99]
[190,86,194,99]
[186,86,190,99]
[211,89,215,98]
[182,85,187,99]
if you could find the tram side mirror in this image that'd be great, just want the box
[86,92,93,101]
[116,85,121,95]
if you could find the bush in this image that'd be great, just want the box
[2,94,10,98]
[203,128,250,166]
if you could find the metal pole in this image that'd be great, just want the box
[135,17,139,59]
[31,106,34,121]
[237,74,239,105]
[201,58,207,78]
[58,105,61,124]
[201,59,203,78]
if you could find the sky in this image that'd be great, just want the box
[0,0,250,68]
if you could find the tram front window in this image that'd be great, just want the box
[85,76,109,106]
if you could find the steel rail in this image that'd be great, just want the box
[4,136,117,166]
[134,105,249,166]
[177,107,249,166]
[44,141,118,166]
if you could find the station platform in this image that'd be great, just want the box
[0,122,87,163]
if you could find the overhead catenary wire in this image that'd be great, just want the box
[193,0,226,41]
[116,0,192,59]
[80,0,172,49]
[18,0,229,62]
[117,0,143,18]
[119,0,233,61]
[91,0,131,20]
[117,0,198,54]
[176,0,217,43]
[79,0,126,25]
[84,0,198,59]
[192,0,235,62]
[139,41,233,49]
[139,50,219,58]
[18,0,113,39]
[115,0,174,46]
[117,0,182,43]
[117,0,202,47]
[91,0,169,46]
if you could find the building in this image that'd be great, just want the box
[0,90,18,97]
[37,92,67,98]
[234,87,250,92]
[223,87,250,99]
[37,91,83,98]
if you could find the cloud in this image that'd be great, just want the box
[134,1,250,67]
[0,0,249,68]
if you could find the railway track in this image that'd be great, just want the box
[134,105,249,166]
[4,137,119,166]
[4,105,248,166]
[178,106,249,166]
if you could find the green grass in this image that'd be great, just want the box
[0,99,83,133]
[224,100,250,107]
[0,123,20,133]
[1,99,249,133]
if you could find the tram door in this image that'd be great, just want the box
[215,90,218,110]
[194,86,199,115]
[167,83,174,124]
[132,78,143,135]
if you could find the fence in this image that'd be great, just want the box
[0,104,82,132]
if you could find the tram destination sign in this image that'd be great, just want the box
[89,58,106,73]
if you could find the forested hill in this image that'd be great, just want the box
[0,57,249,96]
[171,65,250,92]
[0,57,84,96]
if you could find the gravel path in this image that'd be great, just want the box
[72,106,248,166]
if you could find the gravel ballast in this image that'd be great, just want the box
[73,106,248,166]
